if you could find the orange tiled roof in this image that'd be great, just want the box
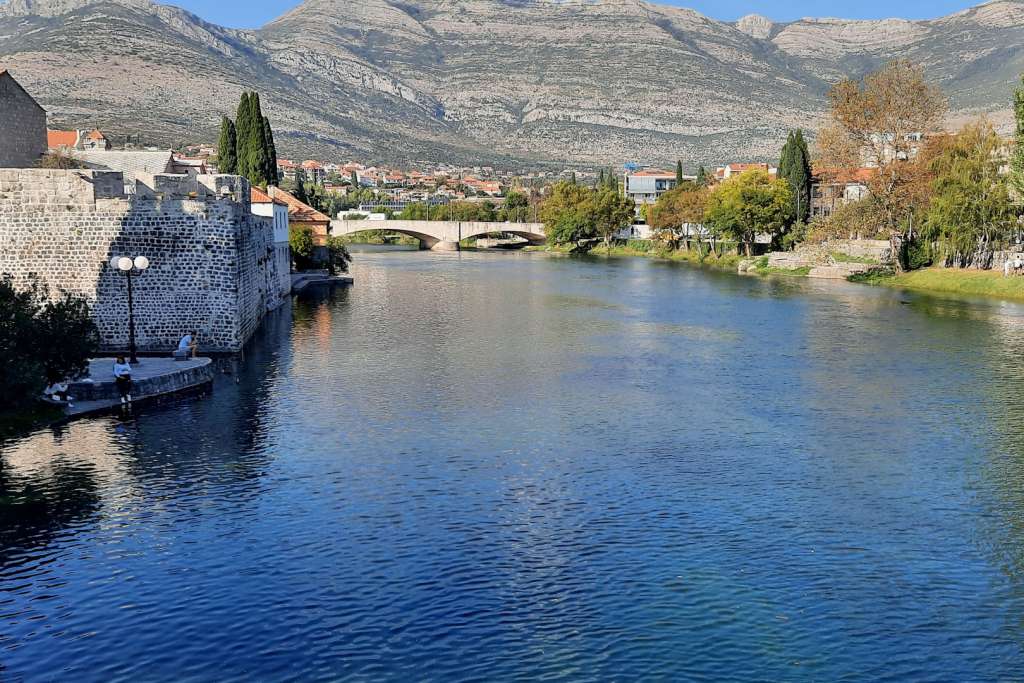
[47,129,78,148]
[251,186,289,206]
[268,186,330,223]
[301,160,323,169]
[86,129,106,140]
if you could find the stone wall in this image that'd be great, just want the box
[0,72,46,168]
[0,169,289,352]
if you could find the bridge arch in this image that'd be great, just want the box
[331,219,546,251]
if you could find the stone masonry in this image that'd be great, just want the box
[0,169,289,352]
[0,70,46,168]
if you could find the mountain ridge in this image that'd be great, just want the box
[1,0,1022,166]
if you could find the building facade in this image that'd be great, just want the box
[0,70,46,167]
[251,187,292,297]
[0,169,288,352]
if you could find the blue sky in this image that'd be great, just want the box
[174,0,982,29]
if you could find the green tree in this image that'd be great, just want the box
[924,121,1015,268]
[591,188,636,251]
[234,92,254,180]
[695,166,709,187]
[262,115,278,185]
[217,116,237,174]
[705,169,794,256]
[246,93,270,187]
[293,168,310,205]
[676,160,684,185]
[325,236,352,275]
[541,180,597,248]
[500,190,529,222]
[779,129,812,225]
[1011,74,1024,201]
[0,275,99,409]
[289,226,316,271]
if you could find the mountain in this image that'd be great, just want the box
[1,0,1023,167]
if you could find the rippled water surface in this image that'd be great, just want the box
[6,251,1024,681]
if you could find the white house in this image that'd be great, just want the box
[251,186,292,299]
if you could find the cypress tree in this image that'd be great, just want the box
[792,130,812,224]
[607,168,617,192]
[695,166,708,187]
[597,168,605,188]
[235,92,254,181]
[1011,75,1024,201]
[217,117,237,174]
[294,168,310,205]
[248,93,270,188]
[262,115,278,186]
[675,160,683,185]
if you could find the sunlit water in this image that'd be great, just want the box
[5,250,1024,681]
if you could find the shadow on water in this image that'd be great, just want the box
[0,299,296,570]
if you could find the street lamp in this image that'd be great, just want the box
[109,255,150,364]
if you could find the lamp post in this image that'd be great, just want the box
[109,255,150,364]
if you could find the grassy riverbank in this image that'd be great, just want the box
[525,243,746,271]
[855,267,1024,302]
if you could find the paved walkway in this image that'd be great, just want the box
[61,357,214,417]
[82,356,207,382]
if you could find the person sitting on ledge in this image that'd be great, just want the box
[44,381,73,406]
[177,331,198,359]
[113,356,133,404]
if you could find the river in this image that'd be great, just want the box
[4,250,1024,680]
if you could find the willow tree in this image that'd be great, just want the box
[818,60,947,270]
[1011,75,1024,202]
[923,121,1015,269]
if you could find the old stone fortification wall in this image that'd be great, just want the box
[0,74,46,168]
[0,170,288,352]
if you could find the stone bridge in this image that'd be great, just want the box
[331,219,547,251]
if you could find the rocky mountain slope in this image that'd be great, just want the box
[1,0,1023,166]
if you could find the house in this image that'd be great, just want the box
[47,128,112,152]
[81,129,111,150]
[0,69,47,167]
[810,167,875,220]
[300,160,326,184]
[268,186,331,246]
[251,187,292,288]
[277,159,299,183]
[714,163,779,181]
[624,169,681,209]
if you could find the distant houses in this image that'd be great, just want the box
[47,128,111,152]
[0,70,46,167]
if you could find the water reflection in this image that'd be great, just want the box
[5,252,1024,679]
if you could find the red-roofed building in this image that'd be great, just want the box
[47,129,79,151]
[268,186,331,246]
[624,168,690,210]
[300,160,326,183]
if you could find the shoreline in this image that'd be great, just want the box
[525,244,1024,303]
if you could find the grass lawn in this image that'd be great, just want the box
[863,267,1024,302]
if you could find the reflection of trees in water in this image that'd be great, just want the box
[0,457,100,567]
[970,307,1024,591]
[116,302,297,494]
[0,301,299,569]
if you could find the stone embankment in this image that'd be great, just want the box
[739,239,893,279]
[63,357,215,417]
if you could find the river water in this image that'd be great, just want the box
[4,250,1024,680]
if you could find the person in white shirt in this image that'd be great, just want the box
[112,356,133,404]
[178,331,198,359]
[44,381,73,404]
